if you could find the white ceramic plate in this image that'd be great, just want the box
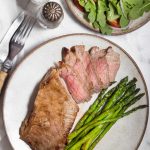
[3,34,149,150]
[66,0,150,35]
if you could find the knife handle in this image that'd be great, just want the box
[0,71,8,93]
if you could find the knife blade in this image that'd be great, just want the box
[0,12,24,69]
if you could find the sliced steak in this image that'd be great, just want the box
[105,47,120,82]
[59,62,91,103]
[62,47,76,67]
[70,45,93,93]
[70,45,101,92]
[62,46,92,100]
[20,69,79,150]
[90,46,110,88]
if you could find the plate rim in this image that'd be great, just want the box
[3,33,149,150]
[65,0,150,36]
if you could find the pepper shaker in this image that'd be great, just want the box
[37,1,64,29]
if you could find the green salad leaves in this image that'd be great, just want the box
[77,0,150,35]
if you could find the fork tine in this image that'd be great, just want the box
[19,16,32,39]
[10,15,27,43]
[21,18,36,44]
[11,15,30,43]
[15,16,32,44]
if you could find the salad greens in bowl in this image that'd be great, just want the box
[66,0,150,35]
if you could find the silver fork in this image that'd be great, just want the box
[0,12,25,69]
[0,14,36,93]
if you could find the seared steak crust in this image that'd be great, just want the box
[20,69,79,150]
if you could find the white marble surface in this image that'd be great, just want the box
[0,0,150,150]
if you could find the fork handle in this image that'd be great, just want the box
[0,71,8,93]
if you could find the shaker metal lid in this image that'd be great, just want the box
[42,2,63,22]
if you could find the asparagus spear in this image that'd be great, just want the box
[74,89,107,130]
[83,87,116,124]
[68,113,121,140]
[124,93,145,109]
[68,125,103,150]
[84,76,128,124]
[81,140,92,150]
[75,105,147,150]
[66,77,146,150]
[88,105,148,150]
[89,123,114,150]
[67,113,117,149]
[96,84,137,117]
[68,107,123,148]
[103,78,137,111]
[122,105,148,116]
[88,96,146,150]
[82,89,140,126]
[68,110,120,148]
[67,103,146,150]
[68,88,140,143]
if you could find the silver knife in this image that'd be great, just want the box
[0,12,25,69]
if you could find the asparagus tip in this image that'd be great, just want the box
[133,77,137,82]
[110,81,117,86]
[138,104,147,109]
[139,93,145,97]
[135,88,140,94]
[124,76,128,81]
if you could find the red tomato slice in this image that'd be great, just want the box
[73,0,85,12]
[108,19,120,28]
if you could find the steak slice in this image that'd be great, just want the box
[70,45,93,93]
[71,45,101,93]
[62,46,92,101]
[59,62,90,103]
[20,69,79,150]
[90,46,110,88]
[105,47,120,82]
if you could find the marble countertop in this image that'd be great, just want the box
[0,0,150,150]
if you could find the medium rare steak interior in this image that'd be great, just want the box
[61,45,120,103]
[20,45,120,150]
